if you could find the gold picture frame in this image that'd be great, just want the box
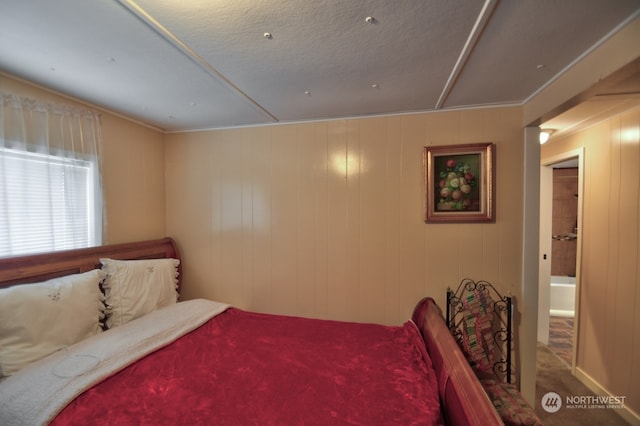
[424,142,495,223]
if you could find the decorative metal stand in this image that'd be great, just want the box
[446,278,513,383]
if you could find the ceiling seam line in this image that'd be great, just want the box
[434,0,499,109]
[116,0,279,123]
[523,8,640,106]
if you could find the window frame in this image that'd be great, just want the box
[0,146,102,257]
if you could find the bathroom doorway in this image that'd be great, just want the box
[538,149,583,371]
[548,164,578,365]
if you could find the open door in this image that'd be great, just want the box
[537,165,552,345]
[538,148,583,372]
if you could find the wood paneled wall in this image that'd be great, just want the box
[166,107,524,326]
[542,104,640,415]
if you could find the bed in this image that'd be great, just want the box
[0,238,503,425]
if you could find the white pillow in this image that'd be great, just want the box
[101,258,180,328]
[0,269,106,377]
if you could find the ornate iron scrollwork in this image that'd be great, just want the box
[446,278,513,384]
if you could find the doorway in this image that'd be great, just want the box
[537,149,583,372]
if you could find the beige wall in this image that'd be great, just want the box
[542,104,640,415]
[100,113,166,243]
[166,107,525,327]
[0,74,167,244]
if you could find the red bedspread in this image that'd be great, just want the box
[52,308,444,425]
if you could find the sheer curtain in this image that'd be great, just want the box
[0,92,103,257]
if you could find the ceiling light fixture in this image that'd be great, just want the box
[365,16,376,24]
[539,129,555,144]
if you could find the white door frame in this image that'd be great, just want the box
[521,127,541,404]
[538,147,584,372]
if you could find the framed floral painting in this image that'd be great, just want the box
[424,142,495,223]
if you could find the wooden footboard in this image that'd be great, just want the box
[412,297,503,426]
[0,238,181,290]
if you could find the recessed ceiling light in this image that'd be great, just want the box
[371,84,379,89]
[536,64,546,69]
[365,16,376,24]
[304,90,311,96]
[264,32,273,39]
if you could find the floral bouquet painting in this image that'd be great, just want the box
[435,155,480,212]
[424,143,495,223]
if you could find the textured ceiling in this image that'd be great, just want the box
[1,0,639,132]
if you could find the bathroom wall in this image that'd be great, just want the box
[551,168,578,276]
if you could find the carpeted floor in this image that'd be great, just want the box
[535,342,630,425]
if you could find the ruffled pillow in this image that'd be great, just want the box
[101,258,179,328]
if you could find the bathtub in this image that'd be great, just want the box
[550,276,575,317]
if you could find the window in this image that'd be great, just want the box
[1,91,104,258]
[0,148,101,257]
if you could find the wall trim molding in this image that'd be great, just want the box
[575,367,640,425]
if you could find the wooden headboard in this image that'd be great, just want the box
[412,297,504,426]
[0,238,181,290]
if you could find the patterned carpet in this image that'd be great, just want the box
[548,316,573,365]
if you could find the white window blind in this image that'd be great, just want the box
[0,148,98,257]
